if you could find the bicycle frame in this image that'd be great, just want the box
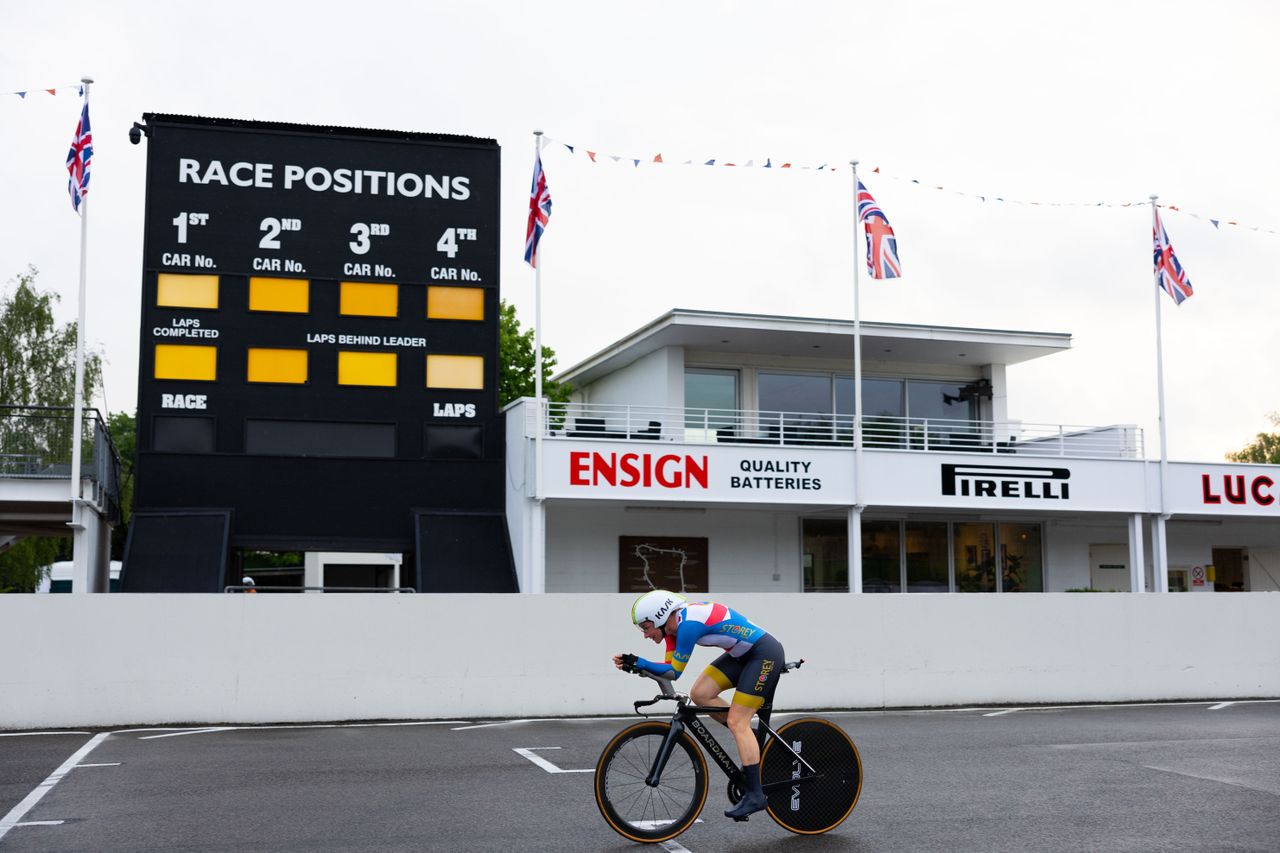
[637,675,818,794]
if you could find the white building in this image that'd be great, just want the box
[506,309,1280,595]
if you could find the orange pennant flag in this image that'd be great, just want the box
[653,153,663,163]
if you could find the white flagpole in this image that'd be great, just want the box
[531,130,546,593]
[1149,195,1169,593]
[848,160,864,594]
[69,76,92,594]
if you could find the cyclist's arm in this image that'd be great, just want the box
[634,622,704,679]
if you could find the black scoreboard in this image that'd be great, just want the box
[122,114,516,592]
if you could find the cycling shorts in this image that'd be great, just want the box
[703,633,785,710]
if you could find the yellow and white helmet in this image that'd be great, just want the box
[631,589,687,628]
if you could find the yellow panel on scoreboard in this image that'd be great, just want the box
[157,274,219,309]
[427,286,485,321]
[247,348,308,384]
[338,351,397,387]
[426,354,484,390]
[340,281,398,317]
[155,344,217,381]
[249,277,310,313]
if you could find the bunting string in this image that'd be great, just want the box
[542,134,1277,237]
[7,83,85,99]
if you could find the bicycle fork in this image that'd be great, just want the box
[644,718,689,787]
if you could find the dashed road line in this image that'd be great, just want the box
[984,708,1023,717]
[0,731,91,738]
[0,731,110,842]
[1208,702,1235,711]
[512,747,594,773]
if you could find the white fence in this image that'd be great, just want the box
[3,593,1277,729]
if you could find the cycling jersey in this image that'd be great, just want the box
[634,601,767,679]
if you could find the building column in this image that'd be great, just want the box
[303,552,323,591]
[531,498,547,593]
[1151,515,1170,593]
[1128,514,1146,593]
[70,498,109,593]
[848,506,863,593]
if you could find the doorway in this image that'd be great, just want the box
[1211,548,1247,592]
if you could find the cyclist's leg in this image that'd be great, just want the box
[691,655,742,725]
[723,635,785,818]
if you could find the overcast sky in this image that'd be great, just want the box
[3,0,1277,462]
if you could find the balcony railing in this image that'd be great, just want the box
[535,402,1144,459]
[0,405,123,522]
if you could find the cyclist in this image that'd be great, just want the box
[612,589,784,820]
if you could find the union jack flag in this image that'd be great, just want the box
[857,180,901,279]
[524,150,552,268]
[66,97,93,212]
[1153,209,1193,305]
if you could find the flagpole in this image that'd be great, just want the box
[1149,195,1169,593]
[69,76,92,594]
[848,160,864,594]
[532,130,546,594]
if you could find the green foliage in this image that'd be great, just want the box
[498,299,571,407]
[108,411,136,559]
[1226,412,1280,464]
[242,551,304,569]
[0,266,101,407]
[0,267,103,591]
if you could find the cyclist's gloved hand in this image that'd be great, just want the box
[618,653,639,673]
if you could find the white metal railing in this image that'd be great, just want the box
[536,402,1144,459]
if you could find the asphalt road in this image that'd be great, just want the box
[2,701,1278,852]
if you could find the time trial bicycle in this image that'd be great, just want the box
[594,659,862,843]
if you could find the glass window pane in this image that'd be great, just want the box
[862,520,901,593]
[154,344,217,381]
[427,286,484,320]
[1001,523,1043,592]
[338,351,397,387]
[157,274,219,309]
[954,522,997,592]
[760,373,832,443]
[907,380,975,421]
[905,521,949,592]
[684,370,737,436]
[340,281,398,317]
[249,277,309,313]
[426,354,484,390]
[802,518,847,593]
[841,378,905,447]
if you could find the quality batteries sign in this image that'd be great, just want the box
[141,114,498,284]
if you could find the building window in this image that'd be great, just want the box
[247,347,308,384]
[426,354,484,390]
[905,521,949,592]
[157,273,218,310]
[684,369,738,439]
[338,351,397,387]
[862,520,901,592]
[802,518,848,592]
[1001,523,1043,592]
[249,277,309,313]
[427,286,484,320]
[339,281,398,317]
[154,344,217,381]
[954,522,997,592]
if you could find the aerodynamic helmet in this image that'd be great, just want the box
[631,589,687,629]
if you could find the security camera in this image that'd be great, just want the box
[129,122,148,145]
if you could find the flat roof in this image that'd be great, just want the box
[557,309,1072,385]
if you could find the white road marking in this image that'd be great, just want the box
[0,731,91,738]
[659,838,694,851]
[0,731,110,842]
[137,720,470,740]
[1208,702,1234,711]
[75,763,121,768]
[984,708,1023,717]
[453,715,638,731]
[13,821,65,827]
[512,747,594,773]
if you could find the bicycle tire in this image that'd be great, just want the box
[759,717,862,835]
[595,721,709,843]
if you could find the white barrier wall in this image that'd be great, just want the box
[3,593,1278,729]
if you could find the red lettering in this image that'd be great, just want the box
[655,454,682,488]
[643,453,652,487]
[1252,475,1275,506]
[1225,475,1246,504]
[1202,474,1221,504]
[592,452,616,486]
[619,453,641,487]
[570,451,590,486]
[685,456,708,489]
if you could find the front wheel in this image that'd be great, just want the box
[595,721,708,843]
[760,717,862,835]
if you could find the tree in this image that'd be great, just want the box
[107,411,136,560]
[0,267,103,593]
[498,299,571,407]
[1227,412,1280,464]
